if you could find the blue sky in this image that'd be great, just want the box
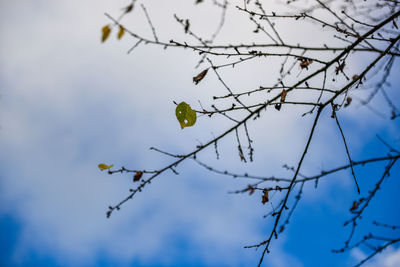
[0,0,399,266]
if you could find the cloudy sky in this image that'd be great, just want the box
[0,0,399,266]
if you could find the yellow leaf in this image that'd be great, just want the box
[117,25,125,40]
[98,163,114,171]
[101,25,111,43]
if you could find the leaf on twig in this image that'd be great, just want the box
[350,201,358,211]
[117,25,125,40]
[184,19,190,33]
[175,102,197,129]
[98,163,114,171]
[247,185,255,195]
[101,25,112,43]
[262,189,269,204]
[280,89,287,102]
[133,171,143,182]
[193,69,208,85]
[238,146,246,162]
[124,3,134,13]
[275,89,288,111]
[335,62,346,75]
[344,97,352,107]
[299,58,313,70]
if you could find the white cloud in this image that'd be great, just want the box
[351,247,400,267]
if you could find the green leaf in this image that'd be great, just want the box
[175,102,197,129]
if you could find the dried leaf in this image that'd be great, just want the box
[280,89,287,102]
[344,97,352,107]
[193,69,208,85]
[247,185,255,195]
[101,25,112,43]
[98,163,114,171]
[262,189,269,204]
[175,102,197,129]
[124,4,134,13]
[133,171,143,182]
[117,25,125,40]
[352,75,359,81]
[184,19,190,33]
[335,62,345,75]
[238,146,247,162]
[391,110,397,120]
[299,58,313,70]
[350,201,358,211]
